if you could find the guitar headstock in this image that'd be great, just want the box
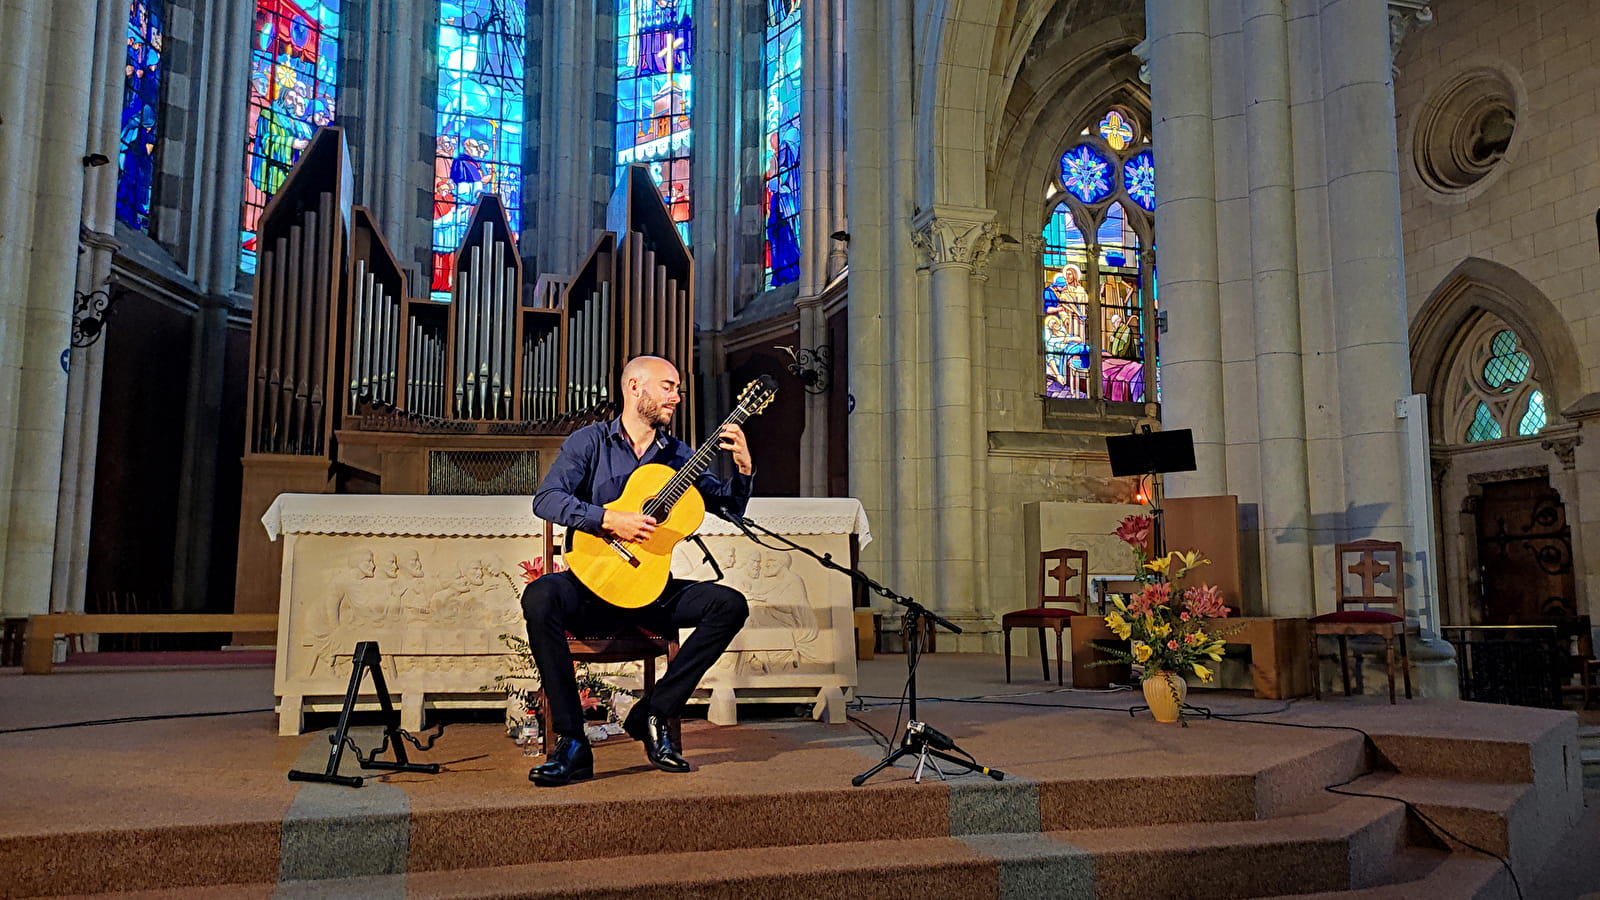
[736,375,779,417]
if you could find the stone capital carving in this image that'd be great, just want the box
[911,206,998,274]
[1389,1,1434,67]
[1540,435,1581,470]
[1023,234,1046,257]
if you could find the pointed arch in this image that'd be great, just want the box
[1410,257,1581,437]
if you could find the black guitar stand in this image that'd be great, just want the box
[287,641,443,788]
[717,513,1003,786]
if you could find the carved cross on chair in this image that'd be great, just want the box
[1346,552,1393,599]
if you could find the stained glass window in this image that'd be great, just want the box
[1450,322,1547,444]
[117,0,164,231]
[1467,402,1502,442]
[1041,107,1155,403]
[432,0,527,299]
[1060,144,1113,204]
[762,0,802,289]
[617,0,693,244]
[242,0,341,274]
[1518,390,1546,435]
[1098,110,1133,150]
[1124,150,1155,212]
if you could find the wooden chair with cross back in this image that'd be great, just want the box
[1309,540,1413,703]
[1003,548,1090,686]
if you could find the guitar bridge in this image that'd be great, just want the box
[608,539,640,567]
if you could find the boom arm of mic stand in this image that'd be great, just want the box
[723,513,961,635]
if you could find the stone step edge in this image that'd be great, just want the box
[267,804,1410,900]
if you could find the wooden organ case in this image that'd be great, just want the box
[234,128,698,620]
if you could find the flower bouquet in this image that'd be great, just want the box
[1099,514,1236,724]
[484,555,637,750]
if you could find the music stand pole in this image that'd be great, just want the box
[710,513,1003,785]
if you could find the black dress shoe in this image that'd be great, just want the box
[623,704,689,773]
[529,736,593,786]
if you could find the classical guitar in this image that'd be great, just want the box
[567,376,778,608]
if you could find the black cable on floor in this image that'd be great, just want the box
[0,707,275,735]
[1324,779,1524,900]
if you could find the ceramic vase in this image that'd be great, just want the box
[1142,671,1188,723]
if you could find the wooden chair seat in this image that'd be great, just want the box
[1003,548,1089,686]
[1310,540,1412,703]
[535,626,679,756]
[1309,610,1404,625]
[1002,608,1080,622]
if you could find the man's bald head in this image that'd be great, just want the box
[621,356,677,386]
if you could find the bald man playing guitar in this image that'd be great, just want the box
[521,356,755,786]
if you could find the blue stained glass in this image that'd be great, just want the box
[118,0,164,231]
[1518,390,1546,436]
[762,0,801,289]
[617,0,694,245]
[242,0,341,274]
[432,0,527,299]
[1124,150,1155,211]
[1060,144,1112,204]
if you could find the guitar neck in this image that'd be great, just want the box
[647,407,753,518]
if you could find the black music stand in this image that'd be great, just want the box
[1105,427,1196,559]
[287,641,442,788]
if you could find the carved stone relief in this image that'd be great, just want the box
[282,535,536,692]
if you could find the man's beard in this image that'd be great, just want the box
[636,394,674,426]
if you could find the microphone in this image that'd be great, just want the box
[908,721,955,751]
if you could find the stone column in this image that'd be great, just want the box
[1241,0,1314,613]
[534,0,598,276]
[165,0,253,613]
[1318,0,1414,549]
[844,0,889,582]
[912,206,995,619]
[795,296,829,496]
[792,0,839,497]
[1,0,98,617]
[1145,0,1228,495]
[357,0,424,270]
[52,0,129,617]
[187,0,252,289]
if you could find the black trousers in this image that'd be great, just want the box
[520,570,749,739]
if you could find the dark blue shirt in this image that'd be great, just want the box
[532,418,755,535]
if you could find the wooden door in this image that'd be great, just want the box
[1474,476,1576,624]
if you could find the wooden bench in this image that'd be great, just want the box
[22,613,280,674]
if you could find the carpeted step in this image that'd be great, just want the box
[52,794,1410,900]
[1336,773,1531,869]
[1058,791,1408,898]
[1248,847,1514,899]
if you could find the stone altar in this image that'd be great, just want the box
[263,494,870,735]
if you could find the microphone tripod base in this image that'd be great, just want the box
[852,723,1005,787]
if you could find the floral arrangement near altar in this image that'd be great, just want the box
[1100,514,1236,723]
[482,554,638,750]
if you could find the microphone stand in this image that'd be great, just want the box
[716,510,1004,786]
